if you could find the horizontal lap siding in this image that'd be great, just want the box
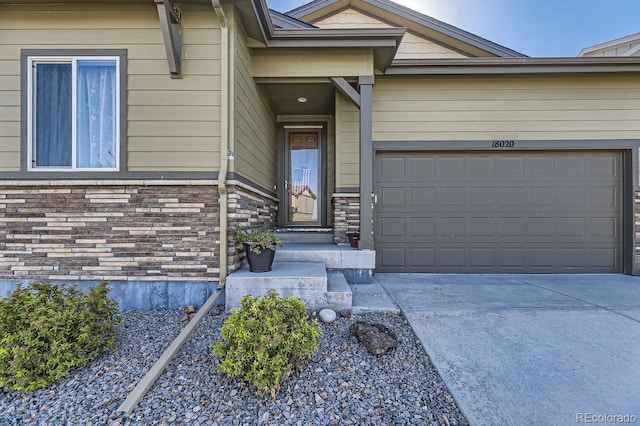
[0,3,222,172]
[372,75,640,141]
[234,22,277,191]
[336,93,360,189]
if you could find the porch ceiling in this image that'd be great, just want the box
[261,82,335,115]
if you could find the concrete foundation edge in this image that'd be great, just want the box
[0,279,222,310]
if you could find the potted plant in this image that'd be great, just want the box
[233,229,283,272]
[346,231,360,248]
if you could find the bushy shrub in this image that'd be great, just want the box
[0,281,121,393]
[211,291,321,397]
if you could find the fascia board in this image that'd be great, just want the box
[357,0,525,58]
[387,57,640,75]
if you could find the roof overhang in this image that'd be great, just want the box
[286,0,526,58]
[233,0,405,72]
[387,57,640,75]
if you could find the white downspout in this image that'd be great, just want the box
[212,0,229,289]
[116,4,231,414]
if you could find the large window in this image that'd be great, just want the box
[27,56,120,171]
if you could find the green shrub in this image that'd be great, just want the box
[0,281,121,393]
[211,291,321,397]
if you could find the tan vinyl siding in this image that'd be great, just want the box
[313,8,466,60]
[372,75,640,141]
[335,93,360,189]
[0,2,222,172]
[334,74,640,187]
[234,19,277,190]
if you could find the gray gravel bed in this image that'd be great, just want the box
[0,307,468,426]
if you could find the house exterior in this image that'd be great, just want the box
[580,32,640,57]
[2,0,640,306]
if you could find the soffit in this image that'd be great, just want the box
[261,82,335,115]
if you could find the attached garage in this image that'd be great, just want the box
[374,150,624,273]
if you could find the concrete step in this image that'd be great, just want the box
[275,243,375,271]
[225,262,353,312]
[325,271,353,311]
[276,230,334,244]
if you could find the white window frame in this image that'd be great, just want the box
[27,56,121,172]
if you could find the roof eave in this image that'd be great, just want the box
[387,57,640,75]
[286,0,526,58]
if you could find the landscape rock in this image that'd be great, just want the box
[350,322,398,355]
[319,309,337,323]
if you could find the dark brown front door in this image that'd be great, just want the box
[284,131,322,226]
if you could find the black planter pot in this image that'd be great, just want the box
[243,242,276,273]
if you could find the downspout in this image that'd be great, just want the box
[212,0,229,288]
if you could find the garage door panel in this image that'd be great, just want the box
[470,187,495,206]
[529,248,555,268]
[409,157,435,176]
[589,155,618,176]
[590,186,617,207]
[469,248,494,267]
[556,156,586,177]
[557,187,586,206]
[409,217,435,237]
[529,218,555,237]
[375,151,622,273]
[590,248,617,268]
[439,187,466,207]
[498,187,526,206]
[440,248,466,267]
[496,248,527,268]
[380,187,405,208]
[470,157,494,176]
[409,248,436,268]
[469,218,494,236]
[410,187,435,208]
[378,217,406,238]
[438,157,465,175]
[590,217,617,238]
[497,157,525,176]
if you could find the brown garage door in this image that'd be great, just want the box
[374,151,622,273]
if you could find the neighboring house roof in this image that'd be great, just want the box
[579,32,640,57]
[285,0,526,58]
[269,8,317,29]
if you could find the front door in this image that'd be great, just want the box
[283,130,323,226]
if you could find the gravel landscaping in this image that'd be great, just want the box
[0,307,468,426]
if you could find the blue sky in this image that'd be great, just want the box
[267,0,640,57]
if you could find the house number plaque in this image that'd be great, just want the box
[492,140,516,148]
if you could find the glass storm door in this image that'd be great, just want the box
[286,132,321,226]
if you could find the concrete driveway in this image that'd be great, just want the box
[376,274,640,426]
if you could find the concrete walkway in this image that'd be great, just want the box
[376,274,640,426]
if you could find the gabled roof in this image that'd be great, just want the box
[269,9,317,29]
[286,0,526,58]
[579,32,640,57]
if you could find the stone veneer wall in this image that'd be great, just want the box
[333,194,360,244]
[0,184,221,282]
[226,184,278,272]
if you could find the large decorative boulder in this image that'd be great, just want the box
[350,321,398,355]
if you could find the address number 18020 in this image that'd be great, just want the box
[492,140,515,148]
